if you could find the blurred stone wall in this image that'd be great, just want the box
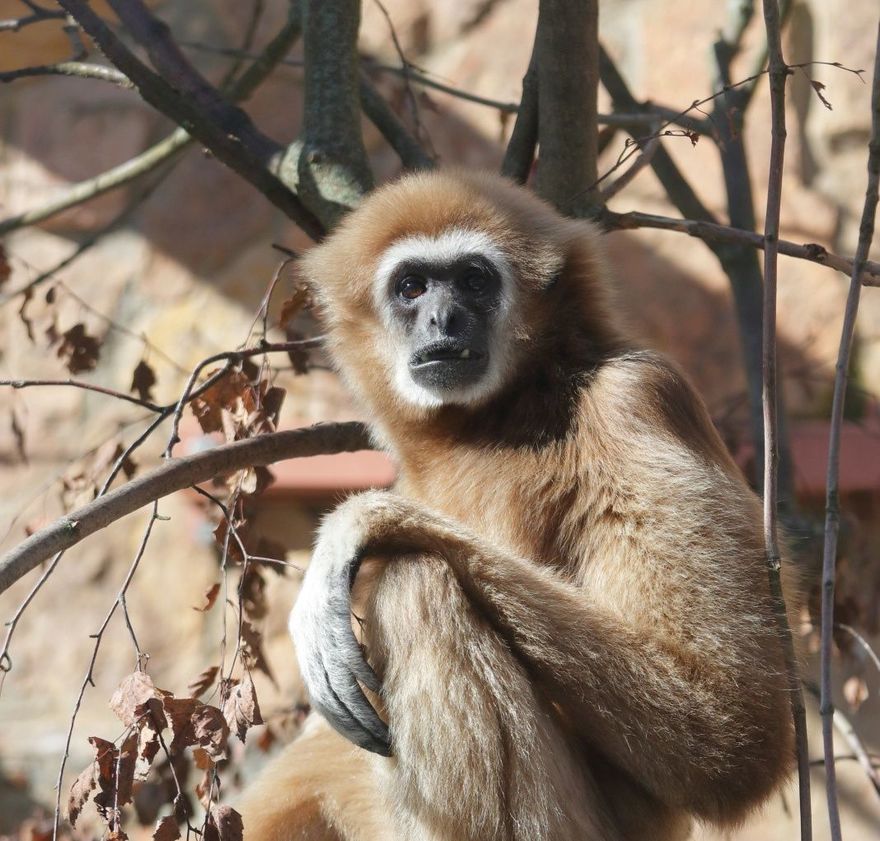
[0,1,878,838]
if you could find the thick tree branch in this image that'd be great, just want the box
[0,422,374,595]
[55,0,323,239]
[534,0,599,215]
[820,17,880,841]
[297,0,374,226]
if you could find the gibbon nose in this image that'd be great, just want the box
[429,306,457,333]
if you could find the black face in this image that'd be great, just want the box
[387,255,503,395]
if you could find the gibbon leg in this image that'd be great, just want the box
[363,555,612,841]
[237,714,393,841]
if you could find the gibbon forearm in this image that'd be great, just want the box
[352,492,789,819]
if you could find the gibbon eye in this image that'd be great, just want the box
[462,270,487,293]
[398,276,427,300]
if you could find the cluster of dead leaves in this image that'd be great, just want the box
[189,362,286,495]
[18,285,103,375]
[68,670,262,840]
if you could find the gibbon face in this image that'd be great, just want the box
[299,170,618,414]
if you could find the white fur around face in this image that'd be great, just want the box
[372,228,516,410]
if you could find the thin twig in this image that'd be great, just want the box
[0,131,191,237]
[0,378,164,413]
[601,209,880,286]
[0,173,178,305]
[601,132,661,200]
[51,502,160,840]
[0,61,131,86]
[0,551,63,693]
[759,3,812,839]
[805,681,880,801]
[820,17,880,841]
[0,2,65,31]
[835,623,880,675]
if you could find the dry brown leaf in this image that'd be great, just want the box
[152,817,180,841]
[130,359,158,403]
[240,621,275,684]
[843,675,869,712]
[135,697,166,765]
[68,761,98,826]
[111,672,159,727]
[188,665,219,699]
[94,732,137,816]
[57,323,101,374]
[223,671,263,743]
[194,582,221,612]
[205,805,243,841]
[161,696,200,754]
[192,704,230,761]
[195,767,213,810]
[240,567,267,621]
[278,286,309,329]
[190,370,253,437]
[192,747,214,771]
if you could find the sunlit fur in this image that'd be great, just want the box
[237,170,797,841]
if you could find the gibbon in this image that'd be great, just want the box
[237,170,796,841]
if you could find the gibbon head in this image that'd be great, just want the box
[299,170,620,417]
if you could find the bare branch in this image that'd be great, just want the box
[51,501,160,841]
[534,0,599,215]
[805,682,880,801]
[0,61,131,86]
[599,131,660,202]
[0,8,306,239]
[758,4,812,840]
[820,17,880,841]
[0,421,373,595]
[359,75,434,170]
[0,130,190,237]
[501,44,538,184]
[0,2,65,32]
[601,209,880,286]
[0,378,164,413]
[836,623,880,676]
[56,0,323,239]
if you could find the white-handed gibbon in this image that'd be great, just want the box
[237,170,796,841]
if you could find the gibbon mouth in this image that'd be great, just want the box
[410,344,485,367]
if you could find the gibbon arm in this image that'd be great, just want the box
[291,487,790,822]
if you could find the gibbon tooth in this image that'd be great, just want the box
[460,349,470,359]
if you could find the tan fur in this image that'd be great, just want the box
[237,171,796,840]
